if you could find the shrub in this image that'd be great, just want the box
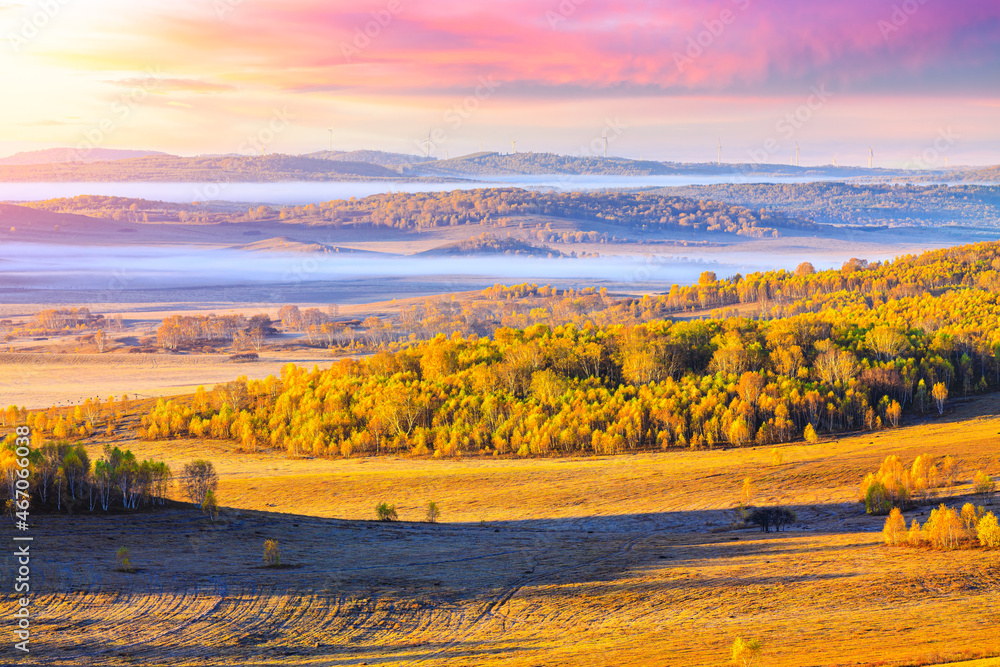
[977,512,1000,547]
[376,502,398,522]
[263,539,281,567]
[803,423,818,444]
[906,519,924,546]
[749,506,796,533]
[115,547,135,573]
[770,448,783,466]
[732,636,762,666]
[882,508,906,546]
[426,501,440,523]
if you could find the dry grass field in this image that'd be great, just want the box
[3,394,999,665]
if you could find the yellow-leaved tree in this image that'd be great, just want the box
[978,512,1000,548]
[882,508,906,546]
[923,504,963,550]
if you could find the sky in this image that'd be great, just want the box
[1,0,999,166]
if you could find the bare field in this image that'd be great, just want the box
[3,395,999,665]
[0,288,510,409]
[0,349,336,409]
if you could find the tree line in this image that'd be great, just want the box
[274,188,809,237]
[1,440,171,513]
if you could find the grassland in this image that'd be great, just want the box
[3,393,998,665]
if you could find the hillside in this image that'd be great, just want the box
[0,147,169,165]
[305,150,435,168]
[418,232,563,257]
[275,187,811,237]
[235,236,378,254]
[916,165,1000,183]
[660,182,1000,228]
[0,202,109,231]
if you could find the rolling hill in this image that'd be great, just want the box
[0,154,422,182]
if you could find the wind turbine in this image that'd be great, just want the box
[717,138,722,166]
[327,129,333,152]
[510,138,517,154]
[869,146,874,169]
[420,131,436,158]
[833,153,837,167]
[602,130,609,158]
[795,142,800,168]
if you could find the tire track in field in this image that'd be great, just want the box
[408,530,647,665]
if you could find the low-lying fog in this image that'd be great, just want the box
[0,242,904,305]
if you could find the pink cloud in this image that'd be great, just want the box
[85,0,1000,98]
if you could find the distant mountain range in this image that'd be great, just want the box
[408,151,882,178]
[0,153,415,182]
[0,148,169,165]
[0,147,995,183]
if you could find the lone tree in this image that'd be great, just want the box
[115,547,135,573]
[932,382,948,414]
[426,501,441,523]
[95,329,108,353]
[183,459,218,507]
[882,508,907,546]
[741,477,754,508]
[263,539,281,567]
[202,489,219,523]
